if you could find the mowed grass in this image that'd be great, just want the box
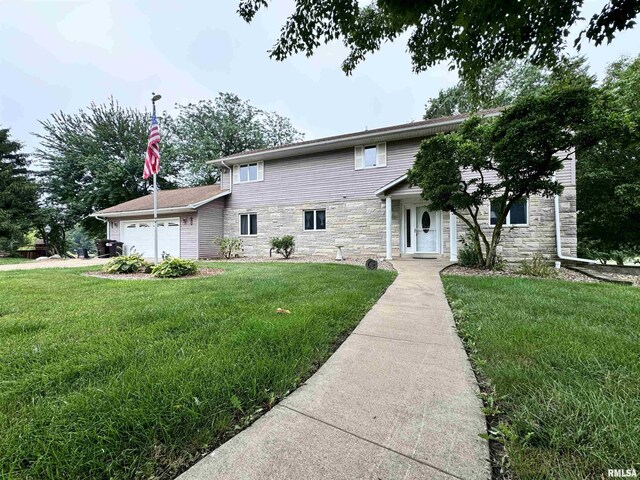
[442,274,640,479]
[0,258,31,265]
[0,262,395,479]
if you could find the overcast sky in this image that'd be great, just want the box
[1,0,639,152]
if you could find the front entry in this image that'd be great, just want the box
[403,205,441,255]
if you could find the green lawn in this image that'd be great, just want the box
[442,274,640,479]
[0,262,395,479]
[0,257,30,265]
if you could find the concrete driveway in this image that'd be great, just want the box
[179,259,490,480]
[0,258,108,272]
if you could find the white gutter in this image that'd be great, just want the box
[90,206,197,218]
[220,160,232,193]
[553,176,597,264]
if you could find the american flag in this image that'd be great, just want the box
[143,113,161,179]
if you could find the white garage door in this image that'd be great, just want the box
[121,219,180,258]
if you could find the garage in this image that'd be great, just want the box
[120,219,180,258]
[94,185,229,260]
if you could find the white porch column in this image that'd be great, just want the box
[385,196,392,260]
[449,212,458,261]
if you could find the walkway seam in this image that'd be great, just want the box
[352,331,461,348]
[279,404,466,480]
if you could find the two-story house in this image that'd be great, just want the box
[94,111,578,262]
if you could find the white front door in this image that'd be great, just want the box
[415,206,439,253]
[403,205,440,254]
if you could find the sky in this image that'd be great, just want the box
[1,0,639,153]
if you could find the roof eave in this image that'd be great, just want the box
[91,206,197,218]
[208,112,501,165]
[188,190,231,209]
[375,174,409,197]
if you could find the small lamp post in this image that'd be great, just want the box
[44,224,52,256]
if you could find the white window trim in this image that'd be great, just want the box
[303,209,327,231]
[489,198,529,227]
[234,162,264,184]
[355,142,387,170]
[239,212,258,236]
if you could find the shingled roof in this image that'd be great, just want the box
[94,185,229,216]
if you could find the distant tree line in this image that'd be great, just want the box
[0,93,303,256]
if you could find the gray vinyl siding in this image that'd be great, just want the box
[223,138,423,208]
[222,137,576,208]
[197,199,225,258]
[180,213,198,259]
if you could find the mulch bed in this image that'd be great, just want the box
[84,268,224,281]
[206,255,396,271]
[443,264,601,283]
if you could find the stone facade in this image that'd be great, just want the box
[223,197,401,258]
[454,187,577,262]
[222,188,577,262]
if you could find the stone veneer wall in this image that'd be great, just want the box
[454,187,577,261]
[224,197,402,258]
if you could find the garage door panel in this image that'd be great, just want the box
[121,219,181,258]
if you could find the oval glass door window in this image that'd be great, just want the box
[421,211,431,233]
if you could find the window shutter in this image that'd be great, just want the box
[354,146,364,170]
[257,161,264,181]
[233,164,240,184]
[376,142,387,167]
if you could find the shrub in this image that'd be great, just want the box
[151,257,198,278]
[216,237,243,259]
[517,255,557,278]
[270,235,295,259]
[458,234,483,268]
[104,254,150,274]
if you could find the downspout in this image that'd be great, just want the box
[220,160,232,193]
[553,176,597,265]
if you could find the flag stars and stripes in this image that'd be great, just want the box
[143,114,161,180]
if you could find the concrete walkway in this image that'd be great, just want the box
[0,258,108,272]
[179,259,490,480]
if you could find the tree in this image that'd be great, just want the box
[35,98,181,238]
[0,128,39,254]
[237,0,639,83]
[576,56,640,263]
[167,93,303,186]
[407,84,595,268]
[424,57,594,119]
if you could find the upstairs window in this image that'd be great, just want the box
[240,213,258,235]
[304,210,326,230]
[490,198,528,226]
[355,143,387,170]
[233,161,264,183]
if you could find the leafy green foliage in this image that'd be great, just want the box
[0,128,39,254]
[409,84,594,268]
[166,93,303,186]
[457,234,484,268]
[104,254,151,274]
[0,263,394,478]
[151,257,198,278]
[270,235,295,259]
[425,59,549,119]
[517,256,558,278]
[35,94,303,240]
[35,98,181,239]
[443,275,640,478]
[577,55,640,260]
[424,57,593,119]
[216,237,243,259]
[237,0,638,83]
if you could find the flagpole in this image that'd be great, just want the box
[152,95,159,265]
[153,172,158,265]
